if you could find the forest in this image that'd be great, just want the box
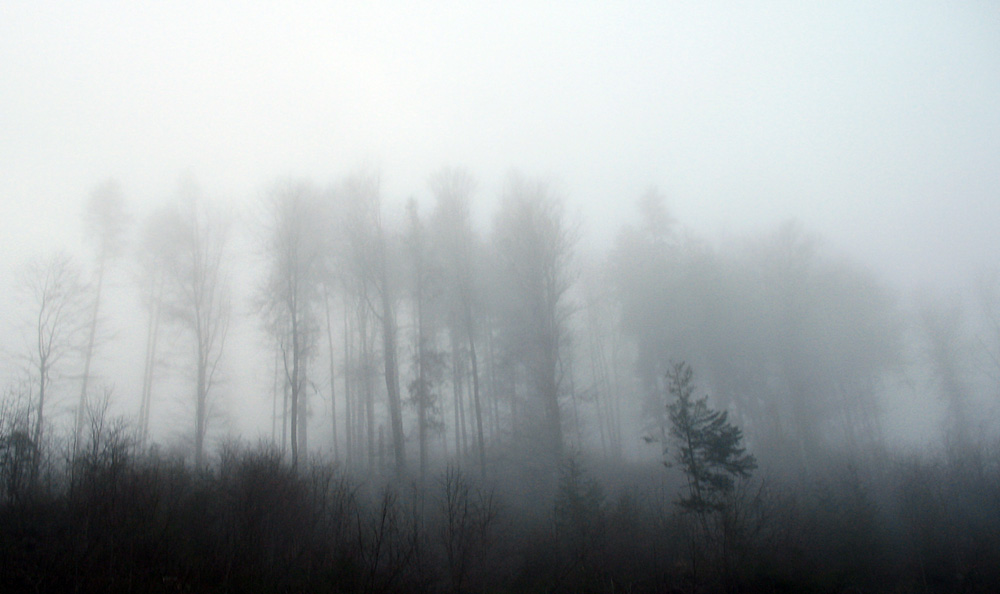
[2,169,1000,593]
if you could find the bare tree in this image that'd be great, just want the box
[491,173,577,466]
[430,167,487,476]
[918,297,973,450]
[341,170,407,478]
[0,381,35,502]
[156,183,231,467]
[323,282,340,461]
[75,179,130,453]
[256,180,329,470]
[18,253,88,477]
[405,198,447,482]
[134,209,172,445]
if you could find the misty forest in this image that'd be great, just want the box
[2,170,999,593]
[4,2,1000,593]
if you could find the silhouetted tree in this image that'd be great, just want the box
[663,362,757,590]
[19,253,88,478]
[0,382,35,502]
[257,180,329,469]
[553,455,605,564]
[341,170,407,478]
[75,179,130,453]
[665,362,756,515]
[156,182,231,467]
[134,208,172,444]
[491,173,576,467]
[406,198,446,482]
[430,167,487,475]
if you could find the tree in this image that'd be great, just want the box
[663,362,757,590]
[134,209,172,445]
[430,167,486,476]
[2,379,38,502]
[156,183,231,467]
[491,173,576,466]
[19,253,88,478]
[553,455,606,563]
[614,210,902,469]
[75,179,130,453]
[917,297,973,450]
[256,180,329,470]
[665,362,756,515]
[405,198,445,482]
[341,170,406,478]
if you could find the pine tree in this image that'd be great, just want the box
[665,362,756,515]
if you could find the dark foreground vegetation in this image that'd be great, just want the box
[3,428,1000,594]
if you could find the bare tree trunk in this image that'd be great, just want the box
[139,277,163,445]
[289,319,300,470]
[609,333,625,459]
[567,358,582,452]
[75,257,105,454]
[344,304,354,467]
[325,287,339,461]
[380,285,406,478]
[195,341,207,468]
[282,374,289,455]
[416,301,429,483]
[361,306,376,475]
[588,329,608,458]
[541,341,563,464]
[299,357,309,459]
[271,347,279,444]
[486,319,502,441]
[466,306,486,477]
[32,357,49,481]
[450,330,467,462]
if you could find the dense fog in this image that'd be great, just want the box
[2,3,999,593]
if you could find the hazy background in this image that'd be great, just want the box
[3,1,998,286]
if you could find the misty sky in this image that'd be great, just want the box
[2,1,998,292]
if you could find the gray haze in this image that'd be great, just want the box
[3,2,999,286]
[2,2,999,446]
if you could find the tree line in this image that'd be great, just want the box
[3,169,999,485]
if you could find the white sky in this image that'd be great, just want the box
[2,0,999,290]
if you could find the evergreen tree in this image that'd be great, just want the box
[665,362,756,514]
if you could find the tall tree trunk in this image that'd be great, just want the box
[361,306,376,475]
[75,256,106,453]
[344,304,354,467]
[541,336,563,464]
[282,373,289,455]
[289,323,300,470]
[195,340,207,468]
[271,347,279,444]
[486,319,502,441]
[466,306,486,478]
[139,276,163,445]
[568,358,582,451]
[325,288,339,461]
[416,301,428,483]
[380,286,406,478]
[299,357,309,459]
[32,357,49,481]
[450,330,467,461]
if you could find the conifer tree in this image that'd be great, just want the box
[665,362,756,515]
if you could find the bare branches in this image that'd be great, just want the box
[17,253,88,461]
[140,185,232,466]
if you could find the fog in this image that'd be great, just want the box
[2,3,1000,592]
